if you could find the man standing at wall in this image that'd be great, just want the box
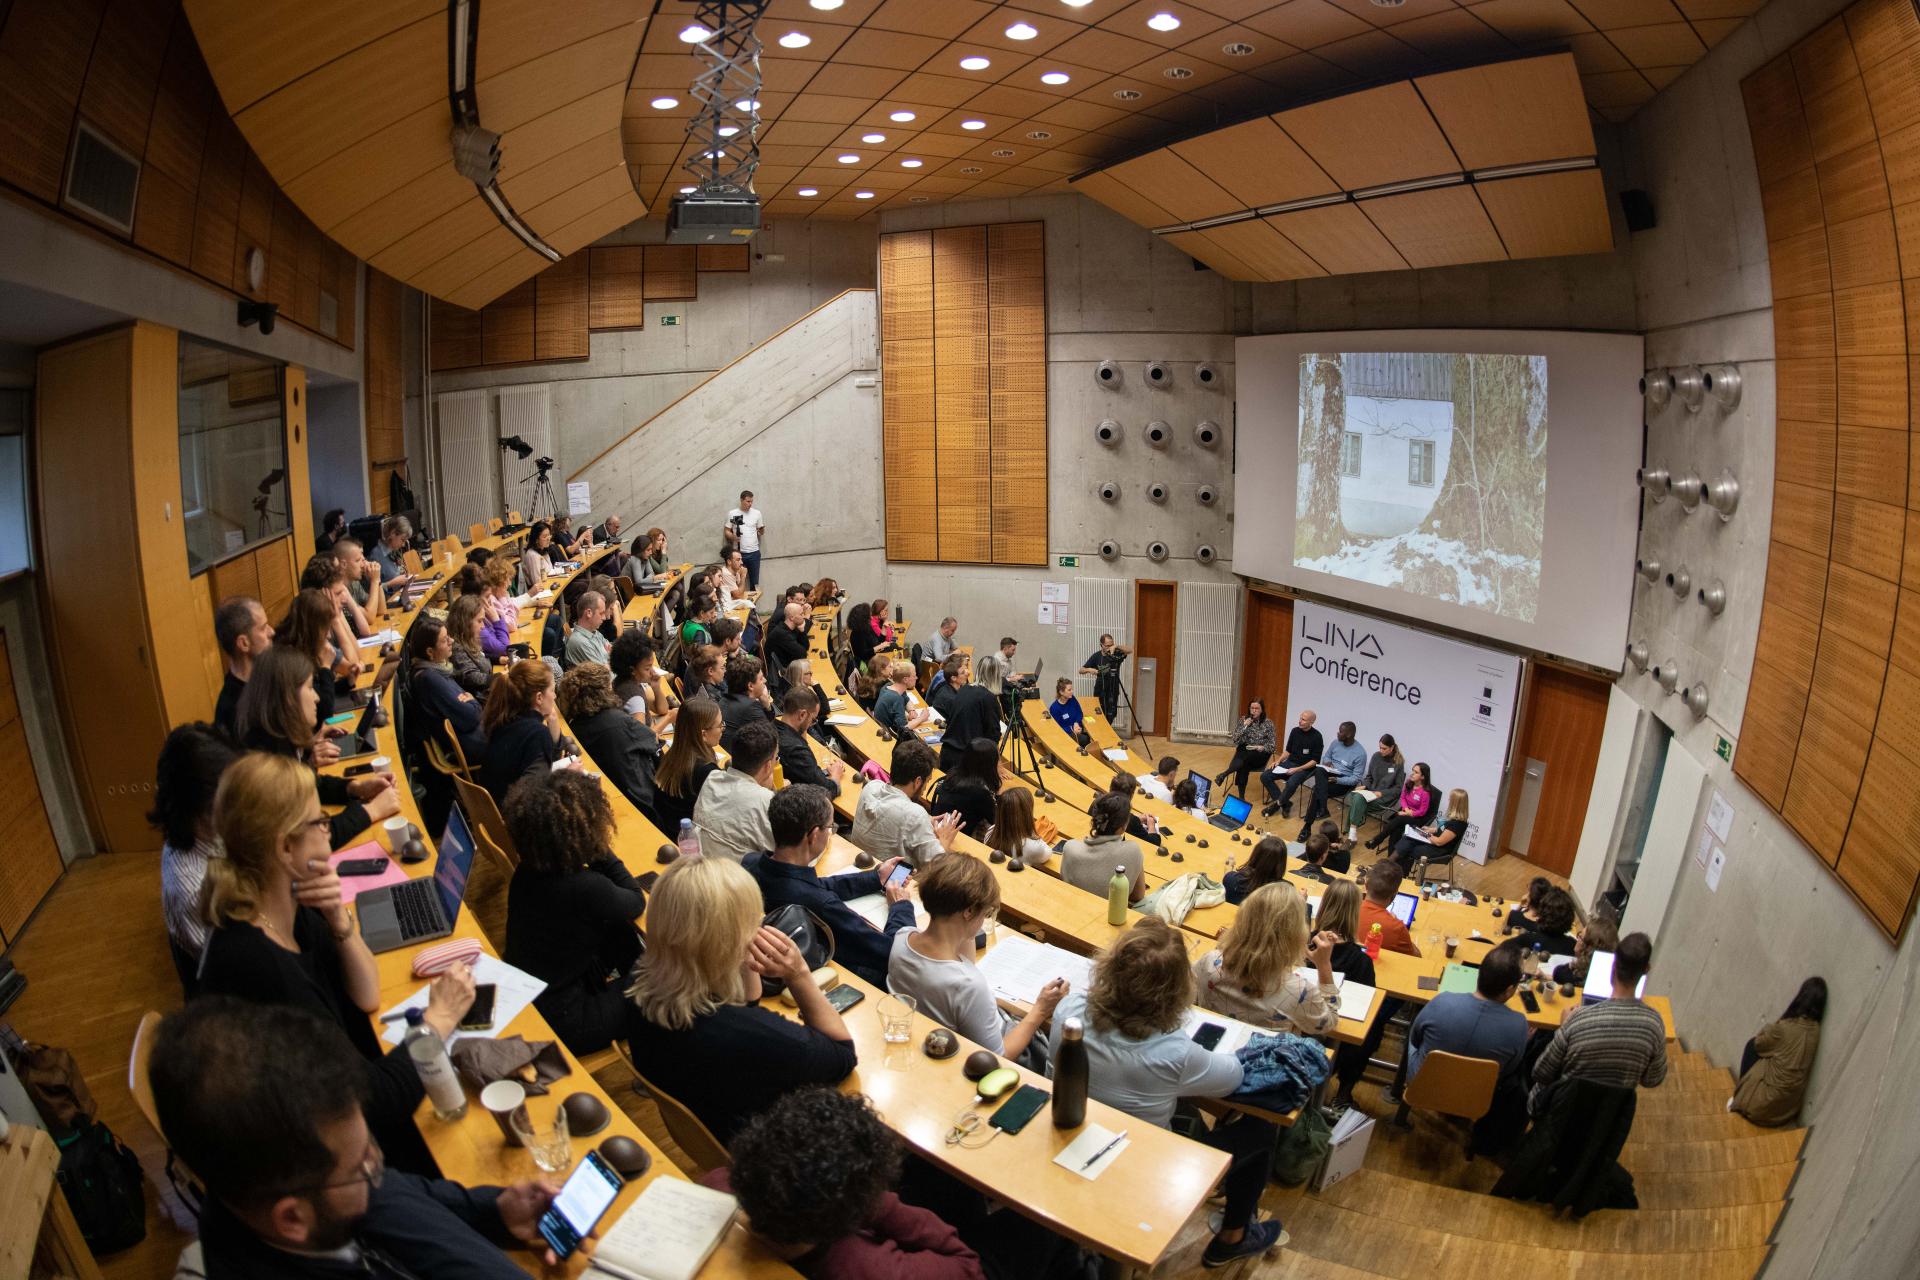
[723,490,765,591]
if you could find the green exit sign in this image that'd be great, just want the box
[1716,735,1732,761]
[1058,555,1078,567]
[660,314,681,326]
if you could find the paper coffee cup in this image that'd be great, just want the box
[370,755,391,771]
[481,1080,528,1145]
[382,817,408,844]
[1444,937,1459,958]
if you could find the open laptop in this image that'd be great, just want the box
[1208,793,1253,832]
[334,698,384,760]
[356,804,477,953]
[1388,890,1420,928]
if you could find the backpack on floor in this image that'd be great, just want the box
[1269,1102,1332,1186]
[56,1118,148,1255]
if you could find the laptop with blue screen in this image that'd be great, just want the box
[357,803,476,953]
[1208,793,1253,831]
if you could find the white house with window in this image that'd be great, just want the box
[1335,391,1454,537]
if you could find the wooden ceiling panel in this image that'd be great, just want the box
[1474,168,1616,258]
[1275,80,1459,189]
[1168,116,1338,207]
[1415,53,1596,170]
[1160,228,1258,278]
[1074,168,1181,227]
[1266,202,1410,274]
[1242,0,1375,47]
[1359,184,1507,268]
[1193,217,1326,280]
[1106,149,1242,220]
[183,0,437,114]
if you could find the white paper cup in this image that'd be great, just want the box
[480,1080,528,1145]
[370,755,391,772]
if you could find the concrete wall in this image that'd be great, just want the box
[1610,0,1920,1274]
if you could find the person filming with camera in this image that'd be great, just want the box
[722,489,765,591]
[1079,633,1129,721]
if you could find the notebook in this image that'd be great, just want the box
[583,1178,737,1280]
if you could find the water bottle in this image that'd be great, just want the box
[1223,845,1237,878]
[1052,1017,1089,1129]
[1365,922,1383,961]
[403,1009,468,1120]
[677,819,702,860]
[1106,864,1129,926]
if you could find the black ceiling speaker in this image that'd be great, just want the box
[1619,188,1656,233]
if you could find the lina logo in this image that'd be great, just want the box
[1300,616,1384,660]
[1297,614,1419,704]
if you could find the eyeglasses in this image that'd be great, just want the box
[294,815,332,836]
[310,1137,384,1194]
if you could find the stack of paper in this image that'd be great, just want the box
[1178,1007,1263,1055]
[975,934,1092,1005]
[1334,981,1377,1023]
[1102,748,1128,762]
[584,1178,737,1280]
[843,891,929,933]
[379,954,547,1045]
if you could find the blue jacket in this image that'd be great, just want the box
[1230,1031,1335,1113]
[1048,695,1085,736]
[742,854,914,989]
[1322,738,1367,786]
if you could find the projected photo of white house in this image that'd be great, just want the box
[1294,352,1548,622]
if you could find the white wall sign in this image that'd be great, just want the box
[567,481,592,516]
[1284,600,1520,863]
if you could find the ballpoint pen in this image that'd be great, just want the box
[1080,1129,1128,1171]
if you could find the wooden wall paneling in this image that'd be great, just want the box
[0,0,107,203]
[1835,737,1920,932]
[0,647,65,942]
[588,245,644,328]
[79,0,171,158]
[430,296,484,372]
[534,252,589,360]
[1497,663,1610,878]
[283,366,314,562]
[696,243,749,271]
[481,279,536,365]
[191,115,246,286]
[1238,588,1293,725]
[641,244,696,299]
[365,269,406,509]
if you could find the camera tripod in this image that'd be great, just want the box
[998,686,1054,802]
[521,464,560,523]
[1101,653,1157,761]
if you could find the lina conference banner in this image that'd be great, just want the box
[1284,600,1520,864]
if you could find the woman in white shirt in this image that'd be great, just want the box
[520,521,556,590]
[886,853,1064,1066]
[483,553,533,631]
[1192,883,1340,1034]
[148,722,240,992]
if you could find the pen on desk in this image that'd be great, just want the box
[1080,1129,1127,1170]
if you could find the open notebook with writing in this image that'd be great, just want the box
[582,1178,737,1280]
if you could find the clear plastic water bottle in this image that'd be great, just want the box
[677,819,702,861]
[403,1009,468,1121]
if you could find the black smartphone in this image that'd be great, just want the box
[1519,988,1541,1014]
[343,762,375,777]
[826,984,865,1013]
[536,1149,623,1259]
[1417,976,1441,992]
[885,863,911,889]
[1190,1022,1227,1051]
[459,984,498,1031]
[989,1084,1050,1134]
[337,857,390,877]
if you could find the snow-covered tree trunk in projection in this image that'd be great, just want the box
[1295,353,1350,559]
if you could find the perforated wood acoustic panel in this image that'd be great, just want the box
[880,220,1045,567]
[1737,0,1920,942]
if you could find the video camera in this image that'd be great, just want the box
[535,456,555,475]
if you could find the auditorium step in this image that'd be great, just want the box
[1621,1111,1783,1144]
[1619,1128,1808,1172]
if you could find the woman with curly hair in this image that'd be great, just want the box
[501,770,647,1054]
[1048,919,1285,1267]
[557,662,661,821]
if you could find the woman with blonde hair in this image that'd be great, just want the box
[480,658,567,802]
[626,856,855,1141]
[1393,786,1469,872]
[1049,919,1285,1265]
[889,853,1064,1065]
[197,752,473,1170]
[985,785,1051,869]
[872,659,927,740]
[1193,883,1340,1034]
[482,552,530,630]
[654,696,723,835]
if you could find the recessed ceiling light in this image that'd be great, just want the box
[1027,130,1052,139]
[837,153,860,163]
[861,132,887,143]
[778,31,811,48]
[1062,0,1093,6]
[678,23,711,42]
[702,149,726,159]
[1006,21,1039,40]
[909,195,930,202]
[798,187,820,196]
[1222,41,1255,56]
[855,190,875,199]
[991,148,1015,157]
[650,96,679,110]
[1163,66,1194,79]
[679,185,697,193]
[1114,88,1143,100]
[735,98,761,111]
[718,126,740,139]
[961,166,983,174]
[889,110,916,122]
[902,158,923,167]
[1147,12,1182,32]
[961,119,988,130]
[1040,71,1070,84]
[959,55,991,71]
[808,0,842,9]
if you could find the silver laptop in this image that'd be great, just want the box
[356,804,476,953]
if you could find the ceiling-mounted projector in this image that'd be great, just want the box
[667,191,762,244]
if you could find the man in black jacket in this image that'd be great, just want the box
[940,660,1002,772]
[764,601,813,689]
[719,654,777,751]
[1260,708,1325,818]
[777,687,848,796]
[153,998,560,1280]
[212,595,274,738]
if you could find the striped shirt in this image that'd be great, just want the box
[1530,998,1667,1113]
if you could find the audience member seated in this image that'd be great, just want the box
[549,513,588,560]
[1193,883,1340,1034]
[719,654,777,750]
[150,722,240,989]
[277,588,357,722]
[983,785,1051,869]
[372,514,413,582]
[151,999,558,1280]
[1321,880,1382,1110]
[846,600,894,671]
[765,601,812,681]
[444,594,503,696]
[1342,733,1406,842]
[611,630,677,732]
[502,770,646,1055]
[809,577,843,609]
[1059,793,1146,904]
[318,507,348,552]
[1048,920,1285,1267]
[403,616,487,764]
[1105,772,1163,848]
[561,591,611,669]
[520,521,556,589]
[1359,859,1422,957]
[300,553,369,656]
[929,737,1001,840]
[926,615,960,663]
[851,738,960,869]
[1135,756,1179,803]
[1215,700,1275,801]
[213,595,275,737]
[776,687,847,795]
[746,785,911,989]
[872,660,928,741]
[693,718,778,861]
[1170,777,1208,821]
[972,653,1006,705]
[1312,818,1354,874]
[1393,786,1469,873]
[1529,931,1666,1116]
[639,526,671,578]
[197,753,472,1170]
[556,663,661,821]
[482,553,529,633]
[890,852,1063,1068]
[655,697,723,836]
[717,548,758,605]
[703,1088,985,1279]
[626,856,857,1143]
[708,614,745,661]
[1511,885,1579,957]
[929,654,965,719]
[236,647,398,847]
[679,593,720,652]
[1507,876,1556,933]
[1552,917,1617,987]
[1260,709,1325,819]
[1369,761,1436,851]
[479,659,566,803]
[685,643,727,703]
[1293,832,1336,882]
[1046,677,1089,747]
[1222,835,1290,906]
[783,657,833,734]
[1731,976,1826,1127]
[1301,720,1366,839]
[1405,940,1529,1086]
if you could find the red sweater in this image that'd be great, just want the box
[701,1169,985,1279]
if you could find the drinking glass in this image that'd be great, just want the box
[878,993,917,1043]
[510,1103,572,1174]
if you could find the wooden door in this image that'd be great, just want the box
[1239,587,1293,719]
[1132,580,1176,735]
[1497,663,1611,876]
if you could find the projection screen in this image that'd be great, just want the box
[1235,330,1644,671]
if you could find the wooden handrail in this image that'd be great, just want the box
[566,286,876,481]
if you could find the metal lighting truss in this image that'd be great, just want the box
[683,1,767,197]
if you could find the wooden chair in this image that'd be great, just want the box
[508,510,523,524]
[130,1011,205,1216]
[442,722,476,778]
[1396,1050,1499,1157]
[468,522,486,543]
[488,516,504,532]
[612,1041,730,1175]
[613,575,637,607]
[1412,851,1458,889]
[402,548,426,576]
[451,771,519,869]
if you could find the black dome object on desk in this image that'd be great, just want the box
[598,1135,651,1179]
[562,1092,610,1137]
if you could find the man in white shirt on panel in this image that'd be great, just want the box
[722,489,766,591]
